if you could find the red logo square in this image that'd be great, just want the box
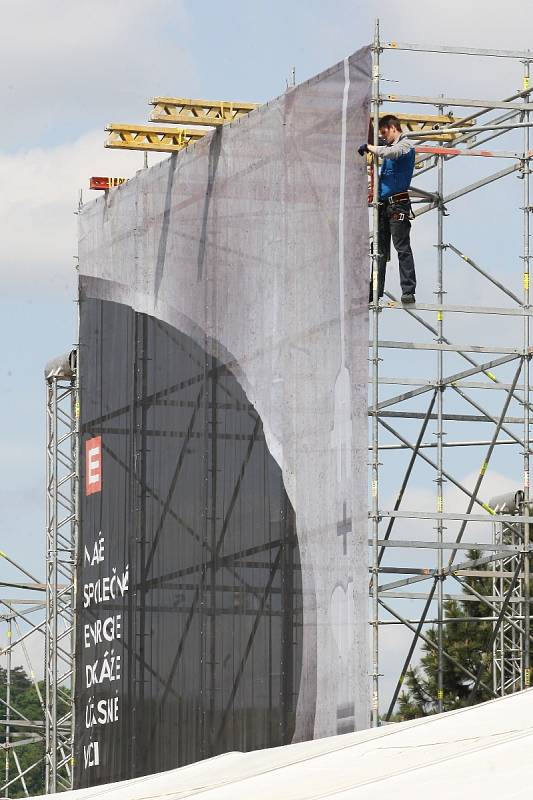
[85,436,102,496]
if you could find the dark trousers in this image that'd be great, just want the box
[370,200,416,300]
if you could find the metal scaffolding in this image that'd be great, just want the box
[1,357,78,796]
[0,358,78,798]
[0,575,47,796]
[492,499,524,695]
[44,351,78,792]
[370,21,533,723]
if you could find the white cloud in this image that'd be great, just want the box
[0,0,187,295]
[0,0,194,152]
[0,130,166,295]
[375,0,533,49]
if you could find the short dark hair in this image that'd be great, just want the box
[379,115,402,132]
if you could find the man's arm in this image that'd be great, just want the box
[368,138,413,160]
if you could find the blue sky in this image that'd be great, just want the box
[2,0,533,701]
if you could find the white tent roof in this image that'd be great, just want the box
[47,690,533,799]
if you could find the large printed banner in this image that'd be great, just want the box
[76,46,371,787]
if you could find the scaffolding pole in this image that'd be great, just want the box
[435,110,445,714]
[370,17,381,729]
[522,56,532,691]
[5,615,12,797]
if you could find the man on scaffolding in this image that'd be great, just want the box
[359,115,417,304]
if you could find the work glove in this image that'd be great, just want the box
[358,143,369,156]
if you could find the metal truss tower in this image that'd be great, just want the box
[0,566,47,796]
[45,351,78,792]
[0,355,78,797]
[492,502,524,695]
[370,20,533,723]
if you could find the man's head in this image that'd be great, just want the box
[378,115,402,145]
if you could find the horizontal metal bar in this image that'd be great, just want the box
[377,377,435,387]
[382,93,533,110]
[378,378,518,391]
[382,300,533,317]
[374,438,527,451]
[415,123,533,138]
[0,582,46,592]
[377,566,517,578]
[415,143,521,158]
[455,569,517,578]
[376,567,523,585]
[378,591,525,602]
[377,566,433,576]
[376,509,530,523]
[0,720,45,729]
[378,616,524,624]
[0,599,46,606]
[382,41,533,60]
[373,340,521,355]
[372,539,522,552]
[375,410,525,424]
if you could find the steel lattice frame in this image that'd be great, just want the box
[0,357,78,797]
[45,359,78,792]
[370,20,533,724]
[0,591,47,796]
[492,518,524,695]
[0,369,79,796]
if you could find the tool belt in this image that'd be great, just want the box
[380,191,414,220]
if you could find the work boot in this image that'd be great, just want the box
[401,293,415,304]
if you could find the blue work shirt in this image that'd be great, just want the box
[376,135,415,200]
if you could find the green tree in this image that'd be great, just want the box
[396,549,494,720]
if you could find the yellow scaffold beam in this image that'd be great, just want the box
[149,97,260,127]
[395,113,474,142]
[105,123,208,153]
[148,102,469,141]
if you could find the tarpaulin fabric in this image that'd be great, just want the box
[77,45,371,786]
